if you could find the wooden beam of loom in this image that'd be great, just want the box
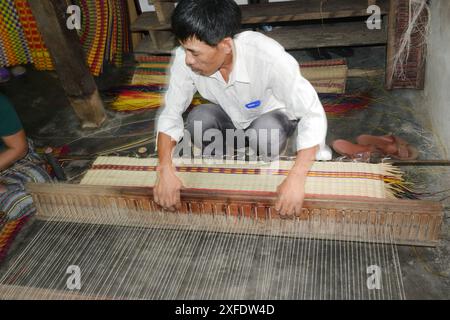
[0,285,112,301]
[27,183,443,247]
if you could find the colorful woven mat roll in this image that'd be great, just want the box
[81,157,410,200]
[0,0,32,67]
[109,57,207,111]
[0,215,30,263]
[300,59,348,94]
[1,0,129,74]
[76,0,108,76]
[74,0,130,76]
[109,57,366,114]
[14,0,53,70]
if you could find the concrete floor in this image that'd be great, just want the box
[0,46,449,299]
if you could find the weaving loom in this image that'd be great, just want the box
[0,157,443,300]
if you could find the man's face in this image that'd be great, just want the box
[181,37,229,76]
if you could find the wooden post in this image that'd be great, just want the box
[151,0,175,50]
[127,0,142,50]
[153,0,174,25]
[385,0,397,89]
[28,0,106,129]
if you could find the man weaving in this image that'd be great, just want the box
[154,0,331,216]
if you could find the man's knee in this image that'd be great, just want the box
[187,104,216,129]
[186,104,231,135]
[250,110,295,132]
[246,128,287,159]
[247,111,297,159]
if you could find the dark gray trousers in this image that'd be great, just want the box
[185,104,297,159]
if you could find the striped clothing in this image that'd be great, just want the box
[0,140,51,261]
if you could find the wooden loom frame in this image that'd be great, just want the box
[26,183,443,247]
[0,182,442,300]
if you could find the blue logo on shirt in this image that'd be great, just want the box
[245,100,261,109]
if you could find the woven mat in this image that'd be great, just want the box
[300,59,348,94]
[14,0,53,70]
[110,59,365,114]
[132,57,347,93]
[80,157,405,200]
[0,0,129,74]
[0,0,32,68]
[110,56,206,111]
[0,215,30,263]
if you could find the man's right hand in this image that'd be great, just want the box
[153,165,184,211]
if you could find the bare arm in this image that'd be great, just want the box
[153,132,184,210]
[275,145,318,216]
[157,132,177,168]
[0,130,28,171]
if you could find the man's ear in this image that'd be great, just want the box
[219,37,233,54]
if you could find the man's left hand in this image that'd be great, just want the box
[275,173,306,217]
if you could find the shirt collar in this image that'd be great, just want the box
[208,37,250,85]
[230,38,250,84]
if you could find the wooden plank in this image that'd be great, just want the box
[153,0,174,24]
[348,68,385,77]
[240,0,389,24]
[127,0,142,49]
[0,284,114,300]
[26,183,443,214]
[26,182,443,247]
[28,0,106,128]
[133,35,174,57]
[132,20,387,55]
[132,0,389,32]
[261,21,387,50]
[130,11,171,31]
[27,183,443,246]
[131,0,175,52]
[385,0,397,89]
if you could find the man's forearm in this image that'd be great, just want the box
[157,132,177,168]
[289,145,318,180]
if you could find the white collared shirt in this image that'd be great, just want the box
[156,31,331,160]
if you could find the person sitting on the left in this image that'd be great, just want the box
[0,93,51,259]
[0,93,29,191]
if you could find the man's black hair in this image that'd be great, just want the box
[171,0,242,46]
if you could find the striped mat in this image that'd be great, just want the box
[74,0,130,76]
[131,57,348,93]
[109,56,367,114]
[110,55,206,111]
[14,0,53,70]
[300,59,348,94]
[0,215,30,263]
[80,157,407,200]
